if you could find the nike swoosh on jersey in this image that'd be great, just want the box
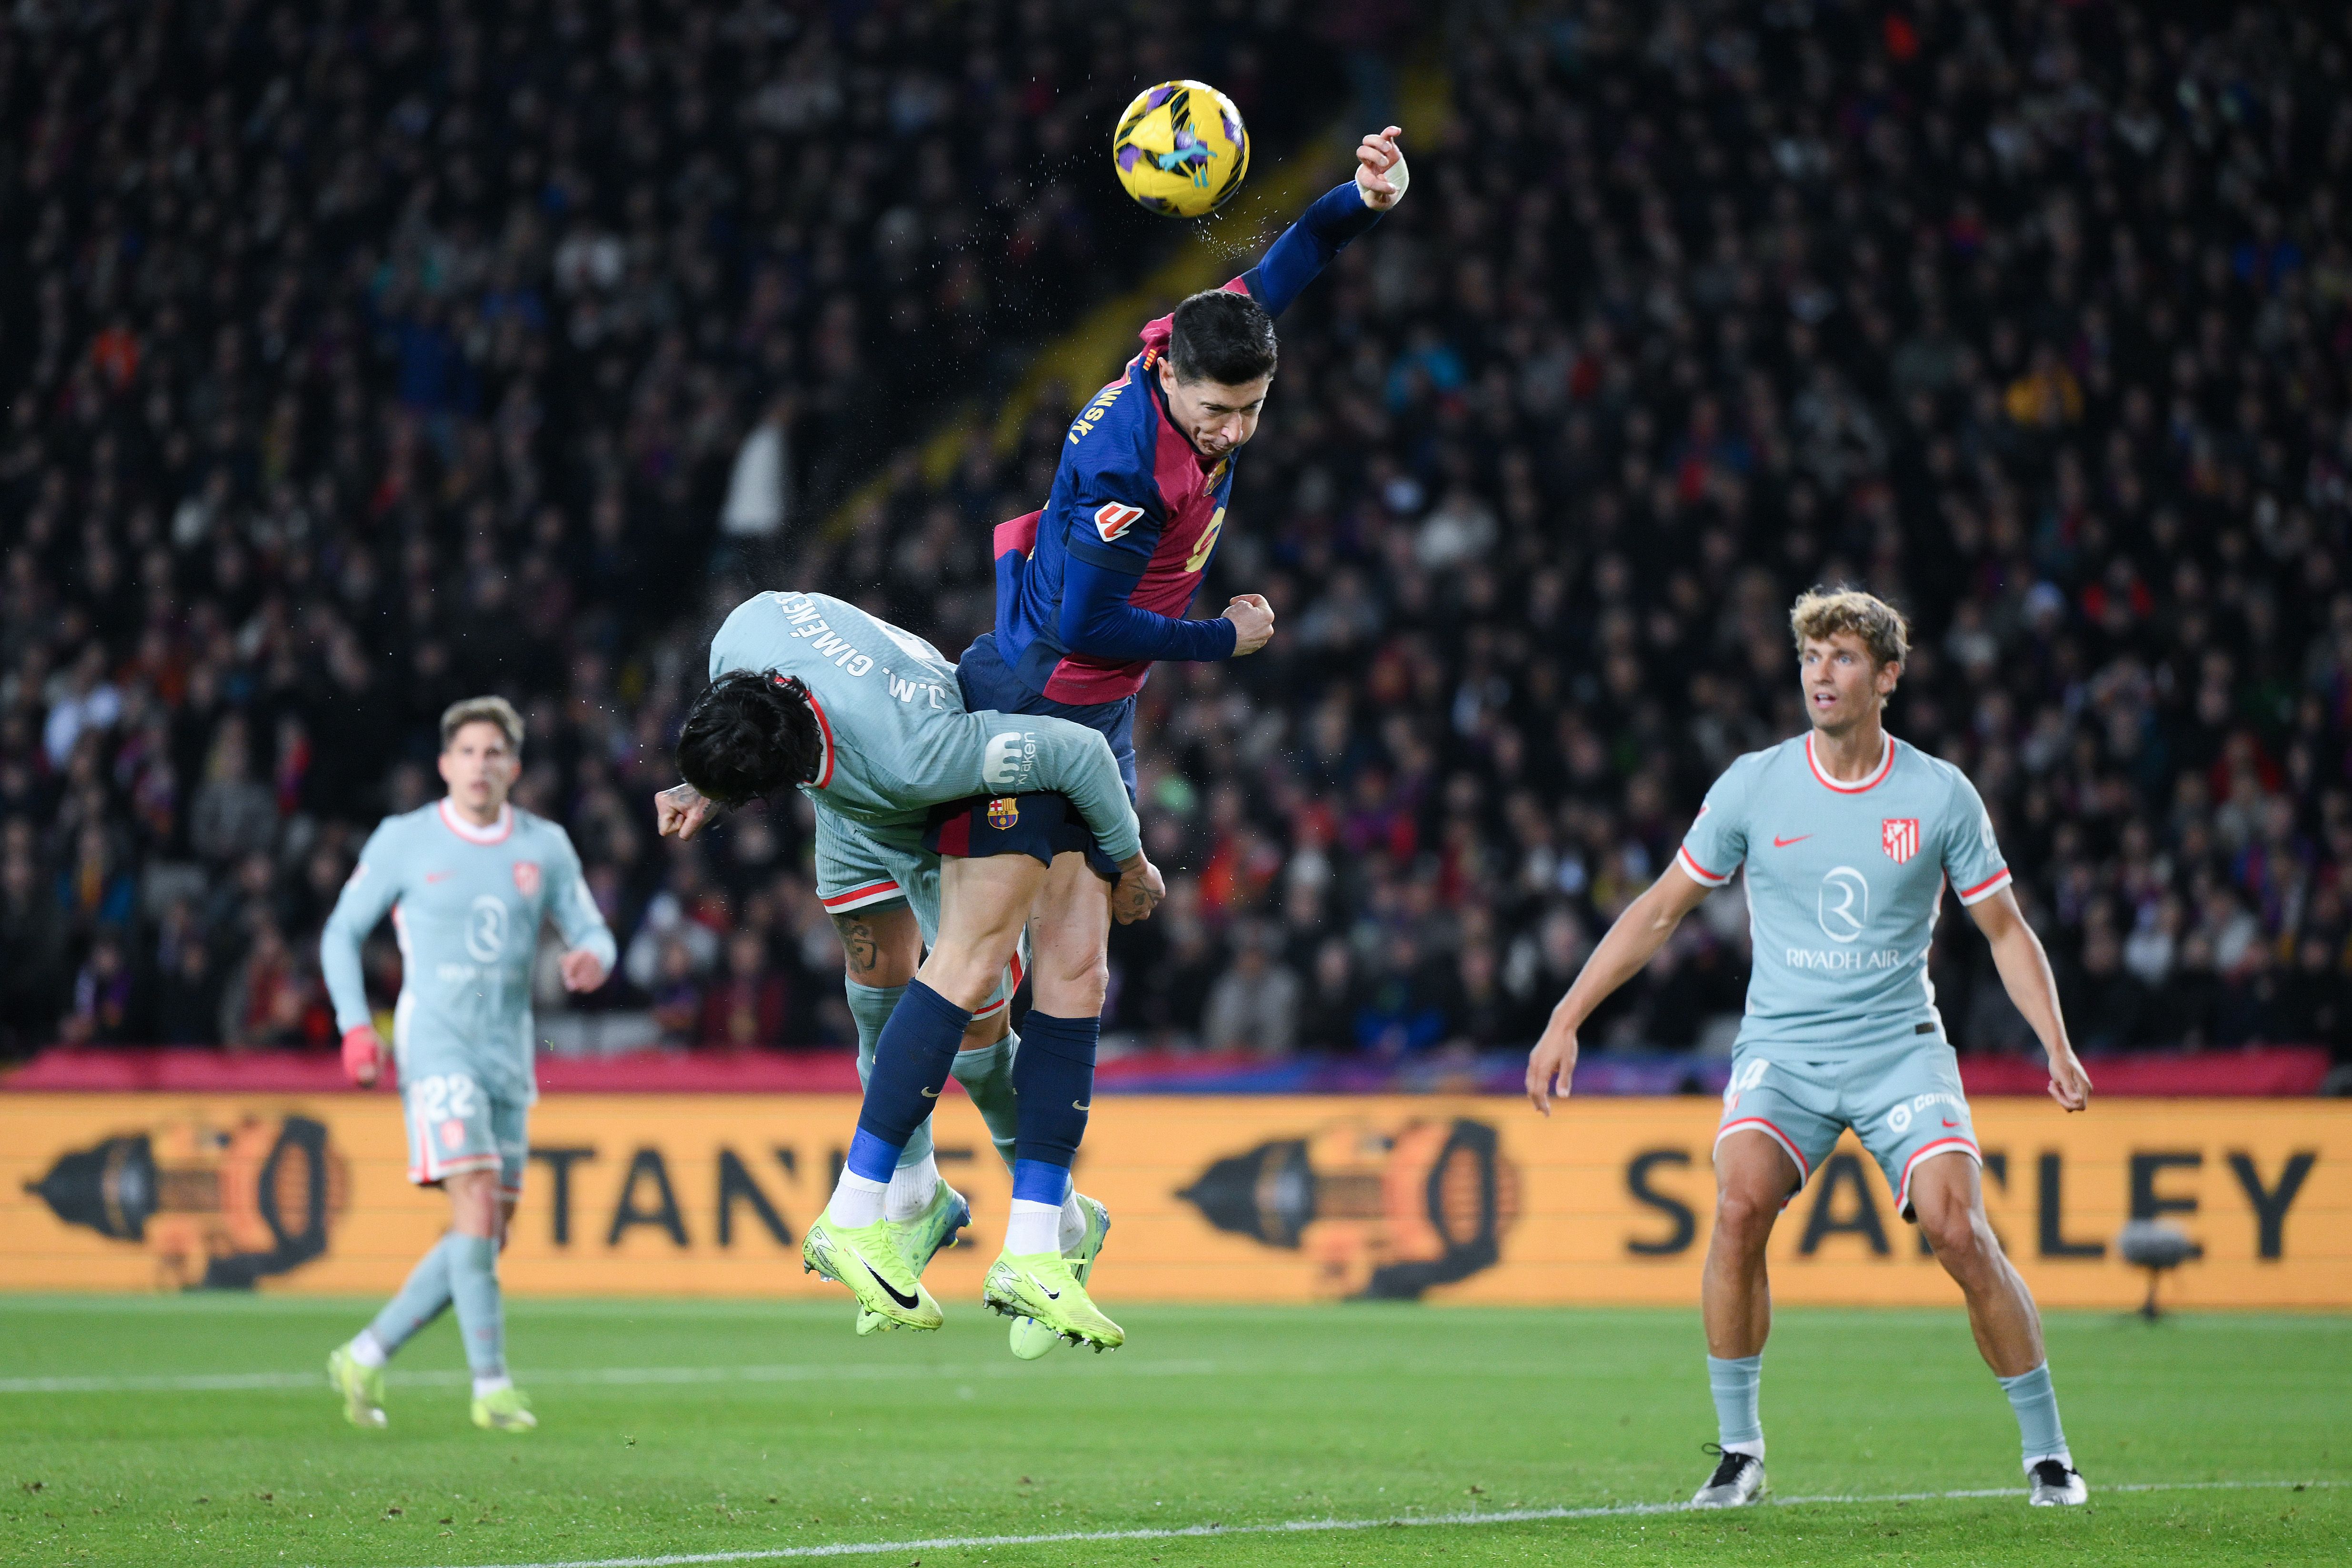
[864,1259,919,1310]
[1772,835,1813,848]
[1941,1118,1959,1128]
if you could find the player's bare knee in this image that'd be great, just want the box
[1032,951,1109,1016]
[1712,1186,1779,1249]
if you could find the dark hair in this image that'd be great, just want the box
[676,670,821,805]
[1168,289,1276,385]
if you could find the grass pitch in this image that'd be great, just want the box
[0,1295,2345,1567]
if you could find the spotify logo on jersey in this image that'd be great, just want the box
[1817,867,1870,942]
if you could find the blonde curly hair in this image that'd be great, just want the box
[1790,586,1910,669]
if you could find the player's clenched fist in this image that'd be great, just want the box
[655,781,717,840]
[1224,593,1275,655]
[341,1025,383,1088]
[1112,852,1166,925]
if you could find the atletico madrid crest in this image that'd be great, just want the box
[1881,819,1920,865]
[986,797,1021,830]
[512,860,541,897]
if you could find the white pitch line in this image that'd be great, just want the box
[0,1358,1220,1396]
[424,1478,2342,1568]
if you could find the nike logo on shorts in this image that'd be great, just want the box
[864,1259,919,1310]
[1772,835,1812,848]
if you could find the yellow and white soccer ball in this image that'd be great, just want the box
[1111,80,1250,218]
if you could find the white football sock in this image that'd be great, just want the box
[348,1330,388,1369]
[885,1151,941,1221]
[1058,1192,1088,1252]
[827,1169,889,1228]
[1006,1198,1062,1255]
[472,1374,512,1398]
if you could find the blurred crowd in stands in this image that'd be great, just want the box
[6,1,2352,1084]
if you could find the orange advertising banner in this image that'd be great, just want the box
[2,1094,2344,1311]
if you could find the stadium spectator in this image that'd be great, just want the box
[1202,923,1303,1056]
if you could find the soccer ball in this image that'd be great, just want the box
[1111,80,1250,218]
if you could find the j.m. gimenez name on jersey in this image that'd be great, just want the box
[703,589,1143,865]
[321,800,613,1103]
[1675,732,2011,1049]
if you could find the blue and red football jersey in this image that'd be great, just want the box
[992,180,1385,705]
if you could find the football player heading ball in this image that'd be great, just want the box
[947,133,1408,1251]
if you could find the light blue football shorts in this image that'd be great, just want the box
[399,1061,529,1198]
[812,810,1025,1021]
[1715,1021,1981,1219]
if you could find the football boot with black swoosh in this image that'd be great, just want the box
[982,1245,1123,1351]
[802,1209,943,1330]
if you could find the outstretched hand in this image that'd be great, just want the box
[1524,1020,1580,1116]
[1355,126,1408,210]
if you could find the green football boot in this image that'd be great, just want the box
[983,1244,1123,1352]
[470,1383,536,1432]
[1009,1193,1111,1360]
[325,1343,387,1429]
[855,1181,972,1336]
[804,1209,944,1330]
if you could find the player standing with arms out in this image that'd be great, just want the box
[656,589,1162,1350]
[952,130,1409,1350]
[321,698,615,1432]
[1524,589,2094,1508]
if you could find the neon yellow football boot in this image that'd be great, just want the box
[804,1209,944,1331]
[470,1384,536,1432]
[326,1343,387,1429]
[1009,1193,1111,1360]
[855,1181,971,1336]
[983,1243,1123,1352]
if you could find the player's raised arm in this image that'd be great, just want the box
[320,823,403,1086]
[1238,126,1406,320]
[1526,861,1716,1114]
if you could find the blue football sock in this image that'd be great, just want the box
[1707,1354,1764,1453]
[847,980,931,1169]
[847,980,970,1182]
[365,1232,456,1357]
[446,1232,505,1379]
[1011,1011,1098,1172]
[1998,1362,2070,1468]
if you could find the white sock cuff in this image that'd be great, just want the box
[2023,1449,2073,1473]
[348,1330,388,1369]
[1720,1439,1764,1460]
[1006,1198,1062,1255]
[884,1152,941,1220]
[472,1374,512,1398]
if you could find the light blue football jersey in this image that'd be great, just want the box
[705,589,1142,863]
[320,800,616,1101]
[1676,733,2011,1049]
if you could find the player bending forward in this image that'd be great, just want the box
[1525,589,2093,1509]
[656,589,1162,1351]
[322,697,616,1432]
